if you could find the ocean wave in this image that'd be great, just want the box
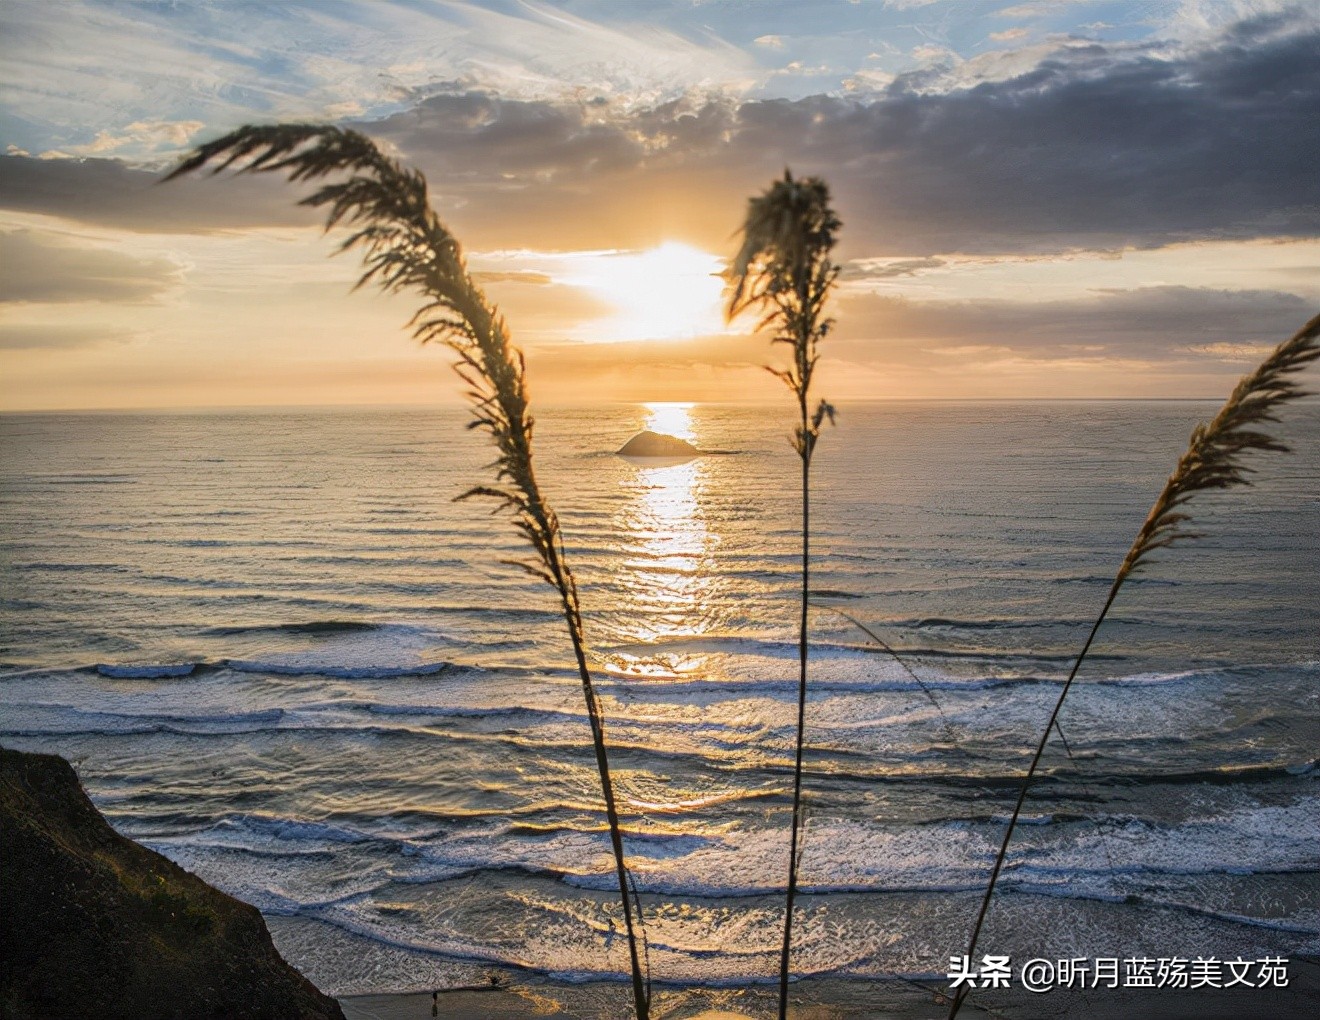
[135,801,1320,904]
[25,472,137,486]
[15,560,129,574]
[96,662,199,679]
[905,616,1093,631]
[201,620,383,637]
[76,654,459,683]
[604,632,1121,666]
[224,659,451,679]
[187,813,388,847]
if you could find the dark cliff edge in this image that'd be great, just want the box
[0,746,344,1020]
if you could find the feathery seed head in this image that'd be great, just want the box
[167,124,565,594]
[1116,312,1320,585]
[727,170,841,461]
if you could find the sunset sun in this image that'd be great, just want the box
[566,242,727,343]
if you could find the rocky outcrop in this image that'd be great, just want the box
[617,430,699,458]
[0,746,344,1020]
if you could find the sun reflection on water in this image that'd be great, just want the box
[607,403,718,679]
[643,401,697,440]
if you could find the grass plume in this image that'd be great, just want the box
[726,169,839,1020]
[949,310,1320,1019]
[166,124,652,1020]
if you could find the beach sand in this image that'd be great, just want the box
[338,978,990,1020]
[338,958,1319,1019]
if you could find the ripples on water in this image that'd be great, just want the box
[1,402,1317,996]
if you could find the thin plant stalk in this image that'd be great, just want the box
[166,125,651,1020]
[726,170,840,1020]
[829,609,960,749]
[949,311,1320,1019]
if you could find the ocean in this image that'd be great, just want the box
[1,401,1317,1006]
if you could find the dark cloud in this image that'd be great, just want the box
[366,12,1320,254]
[369,92,642,181]
[0,230,178,303]
[834,286,1314,362]
[3,12,1317,256]
[0,153,320,233]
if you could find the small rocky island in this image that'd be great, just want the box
[617,430,699,458]
[0,746,344,1020]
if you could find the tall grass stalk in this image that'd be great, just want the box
[166,125,651,1020]
[726,170,839,1020]
[949,311,1320,1019]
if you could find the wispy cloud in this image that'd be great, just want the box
[0,323,137,350]
[0,0,755,159]
[53,119,206,159]
[0,229,181,303]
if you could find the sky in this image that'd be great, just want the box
[1,0,1318,409]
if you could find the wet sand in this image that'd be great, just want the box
[338,978,985,1020]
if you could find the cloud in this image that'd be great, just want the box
[843,257,946,279]
[911,44,958,63]
[0,323,136,350]
[472,270,554,286]
[990,27,1030,42]
[0,154,321,233]
[0,230,180,303]
[3,11,1317,260]
[0,0,754,160]
[360,13,1320,255]
[1186,340,1275,360]
[834,286,1313,361]
[995,2,1066,18]
[57,119,206,158]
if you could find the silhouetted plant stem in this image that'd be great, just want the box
[726,170,839,1020]
[780,435,811,1017]
[949,312,1320,1020]
[167,125,649,1020]
[545,522,650,1019]
[829,609,960,746]
[948,588,1115,1019]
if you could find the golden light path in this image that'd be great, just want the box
[606,405,770,822]
[608,402,717,679]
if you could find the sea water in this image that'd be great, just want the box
[1,402,1316,996]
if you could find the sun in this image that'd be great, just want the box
[566,242,728,343]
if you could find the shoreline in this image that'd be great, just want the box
[338,961,1320,1018]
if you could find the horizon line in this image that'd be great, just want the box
[5,395,1311,416]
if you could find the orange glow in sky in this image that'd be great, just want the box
[2,2,1317,410]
